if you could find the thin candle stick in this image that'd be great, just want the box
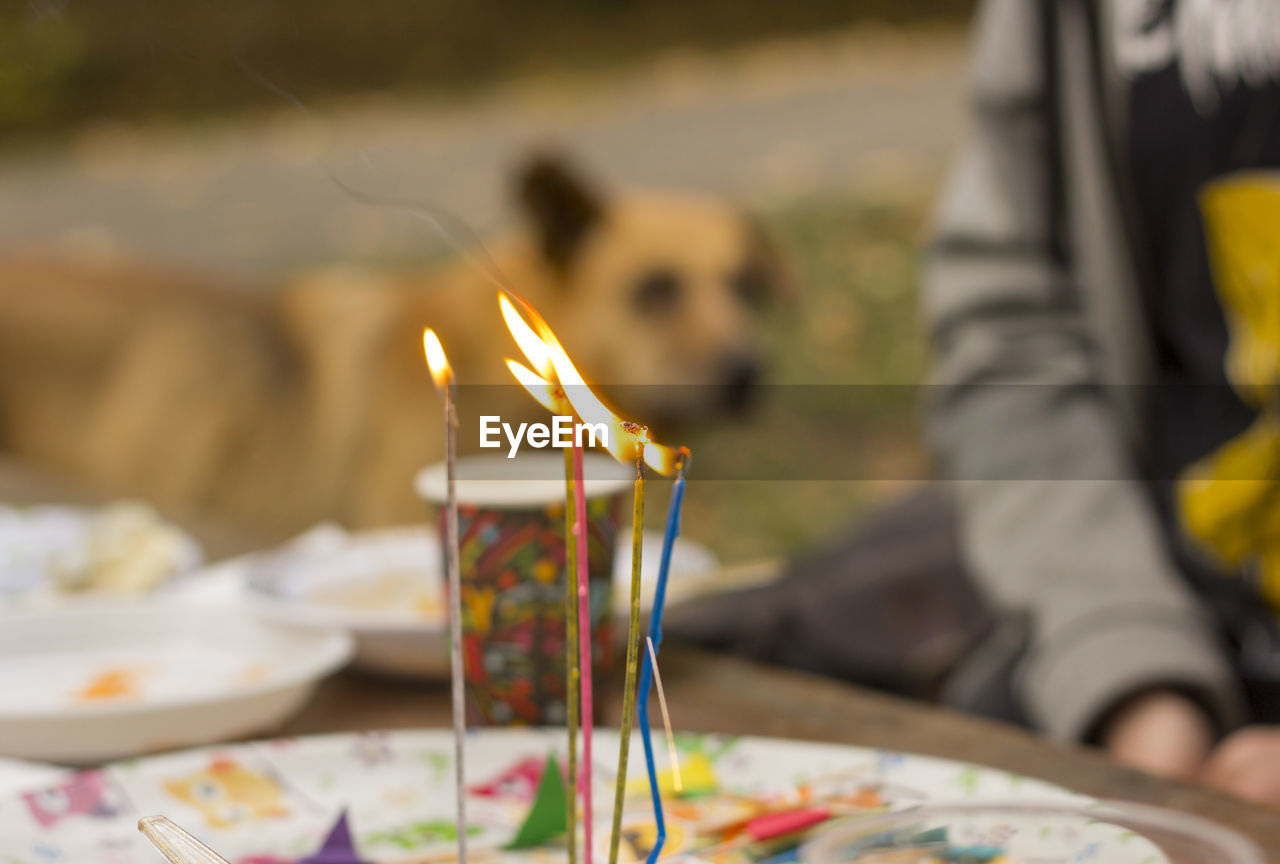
[638,451,689,864]
[645,637,681,793]
[572,440,594,864]
[563,438,579,864]
[636,647,665,864]
[443,378,468,864]
[608,452,646,864]
[424,329,468,864]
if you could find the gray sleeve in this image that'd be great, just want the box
[922,0,1245,741]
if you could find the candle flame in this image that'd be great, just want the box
[498,291,678,475]
[499,293,553,379]
[422,328,452,389]
[504,358,559,414]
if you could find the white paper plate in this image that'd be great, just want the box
[0,729,1167,864]
[234,525,719,679]
[0,503,203,612]
[0,606,353,764]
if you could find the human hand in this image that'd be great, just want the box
[1200,726,1280,807]
[1101,689,1215,779]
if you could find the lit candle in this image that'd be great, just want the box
[570,431,594,864]
[637,448,689,864]
[499,291,680,864]
[563,435,580,864]
[499,293,588,864]
[607,430,645,864]
[423,328,468,864]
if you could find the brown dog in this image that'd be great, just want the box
[0,156,784,532]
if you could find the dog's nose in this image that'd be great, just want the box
[720,352,761,412]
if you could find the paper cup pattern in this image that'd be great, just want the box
[418,453,632,726]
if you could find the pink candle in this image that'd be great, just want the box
[572,439,594,864]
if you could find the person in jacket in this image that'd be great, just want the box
[925,0,1280,801]
[672,0,1280,807]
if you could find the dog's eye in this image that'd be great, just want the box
[730,263,769,307]
[632,270,681,315]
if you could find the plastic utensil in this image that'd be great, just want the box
[138,815,232,864]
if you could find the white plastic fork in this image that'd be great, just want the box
[137,816,232,864]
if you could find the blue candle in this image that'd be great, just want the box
[637,449,689,864]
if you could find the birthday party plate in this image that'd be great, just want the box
[227,525,718,679]
[0,502,204,612]
[0,729,1170,864]
[802,800,1262,864]
[0,758,67,797]
[0,606,353,764]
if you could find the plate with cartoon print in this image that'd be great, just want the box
[0,729,1171,864]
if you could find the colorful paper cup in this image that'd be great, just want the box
[416,452,630,725]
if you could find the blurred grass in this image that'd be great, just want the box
[2,0,972,138]
[663,194,932,563]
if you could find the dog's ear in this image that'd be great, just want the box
[737,216,797,306]
[515,154,603,273]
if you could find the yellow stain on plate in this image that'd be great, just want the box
[75,666,141,703]
[414,592,443,618]
[239,664,271,684]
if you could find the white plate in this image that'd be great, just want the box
[0,606,353,764]
[0,729,1166,864]
[0,503,203,612]
[236,525,719,679]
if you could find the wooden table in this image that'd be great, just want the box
[4,458,1277,857]
[283,646,1280,859]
